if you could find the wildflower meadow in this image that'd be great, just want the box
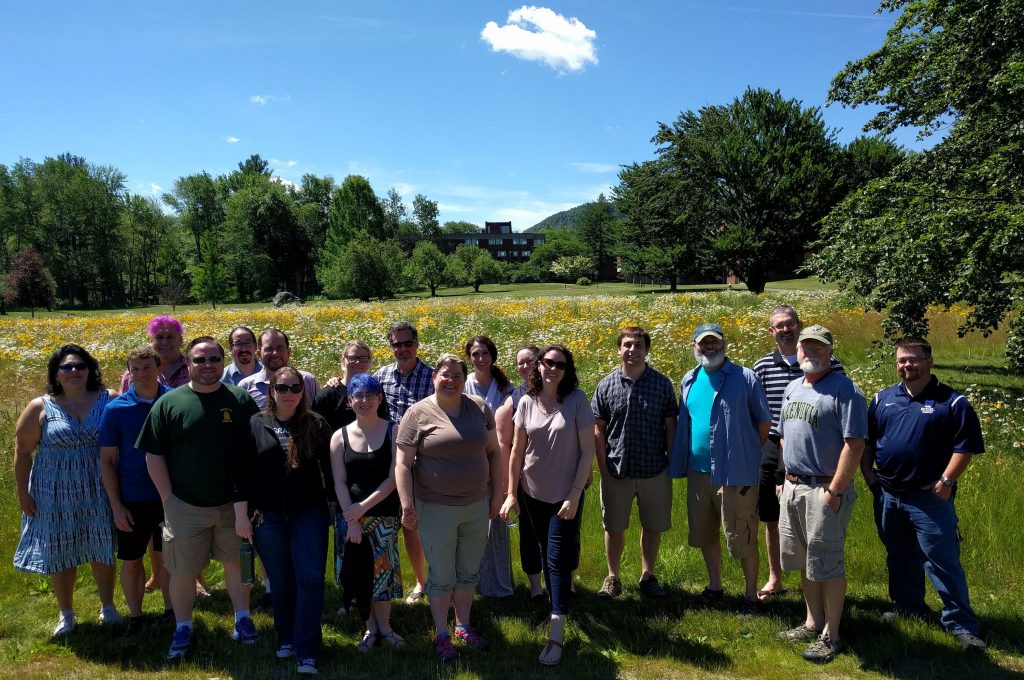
[0,290,1021,679]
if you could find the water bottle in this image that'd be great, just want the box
[240,539,256,585]
[504,507,519,529]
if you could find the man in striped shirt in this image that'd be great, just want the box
[752,306,843,599]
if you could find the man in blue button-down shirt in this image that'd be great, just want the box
[671,323,771,612]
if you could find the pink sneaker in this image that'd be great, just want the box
[454,625,489,650]
[434,633,458,662]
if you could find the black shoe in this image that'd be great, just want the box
[638,575,667,599]
[694,587,724,608]
[955,632,987,653]
[124,616,146,638]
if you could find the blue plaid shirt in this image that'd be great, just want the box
[374,358,435,424]
[592,365,678,479]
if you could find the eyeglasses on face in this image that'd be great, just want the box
[190,356,223,365]
[273,383,303,394]
[58,362,88,373]
[345,355,370,363]
[349,391,379,400]
[541,358,567,370]
[390,340,416,349]
[231,340,255,349]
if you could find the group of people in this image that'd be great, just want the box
[12,305,988,674]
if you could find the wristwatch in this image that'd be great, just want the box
[940,476,956,487]
[824,487,842,498]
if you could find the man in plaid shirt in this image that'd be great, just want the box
[591,327,678,599]
[374,320,434,602]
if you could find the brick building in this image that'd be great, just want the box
[441,221,545,263]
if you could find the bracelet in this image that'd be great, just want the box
[825,487,842,498]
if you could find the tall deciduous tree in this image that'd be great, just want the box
[576,194,614,280]
[412,194,441,241]
[814,0,1024,357]
[318,233,407,301]
[655,87,842,293]
[451,245,502,292]
[410,240,452,296]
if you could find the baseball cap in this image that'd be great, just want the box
[798,324,833,346]
[692,323,724,342]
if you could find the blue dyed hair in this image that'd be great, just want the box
[348,373,382,395]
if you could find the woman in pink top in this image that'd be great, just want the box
[500,344,595,666]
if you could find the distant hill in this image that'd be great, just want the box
[527,201,625,232]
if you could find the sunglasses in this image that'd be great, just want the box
[58,362,88,373]
[541,358,567,370]
[190,356,223,365]
[273,383,304,394]
[390,340,416,349]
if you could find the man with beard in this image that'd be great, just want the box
[753,306,844,599]
[862,337,986,652]
[120,316,190,391]
[776,325,867,663]
[239,328,319,410]
[222,326,262,386]
[670,323,772,612]
[137,337,260,660]
[592,327,678,599]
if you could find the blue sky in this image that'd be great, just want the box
[0,1,924,230]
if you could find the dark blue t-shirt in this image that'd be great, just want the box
[869,376,984,491]
[98,384,170,502]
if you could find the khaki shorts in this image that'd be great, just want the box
[416,496,489,596]
[686,471,758,558]
[161,494,240,576]
[778,480,856,581]
[599,470,672,534]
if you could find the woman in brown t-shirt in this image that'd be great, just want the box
[396,354,501,663]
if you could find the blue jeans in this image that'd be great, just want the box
[874,485,980,635]
[521,491,585,616]
[253,506,329,660]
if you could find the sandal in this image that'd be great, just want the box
[381,630,406,649]
[357,631,378,653]
[756,587,788,600]
[539,638,563,666]
[405,589,425,605]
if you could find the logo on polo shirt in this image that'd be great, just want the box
[221,408,234,423]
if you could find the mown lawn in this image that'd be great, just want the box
[0,289,1021,679]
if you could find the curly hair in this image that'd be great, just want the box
[526,344,578,403]
[46,344,104,395]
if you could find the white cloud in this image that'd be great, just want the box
[569,162,617,174]
[272,176,297,190]
[270,158,300,168]
[250,94,292,106]
[150,183,162,193]
[481,5,597,72]
[226,136,240,144]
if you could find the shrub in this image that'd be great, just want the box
[576,277,592,286]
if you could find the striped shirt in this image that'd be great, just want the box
[374,358,435,424]
[753,348,844,437]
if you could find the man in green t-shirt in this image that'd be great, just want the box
[137,336,259,661]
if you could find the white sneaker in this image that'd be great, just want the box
[99,605,122,624]
[297,658,318,675]
[53,612,76,637]
[276,643,295,659]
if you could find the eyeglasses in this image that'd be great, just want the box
[190,356,223,365]
[261,344,288,354]
[517,359,537,368]
[58,362,88,373]
[349,391,378,400]
[345,355,370,364]
[273,383,303,394]
[231,340,255,349]
[772,321,798,331]
[390,340,416,349]
[541,358,567,370]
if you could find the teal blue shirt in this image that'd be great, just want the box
[685,367,723,473]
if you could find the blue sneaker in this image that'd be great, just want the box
[167,626,193,661]
[232,616,259,645]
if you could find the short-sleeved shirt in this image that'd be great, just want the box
[375,359,434,424]
[514,389,595,504]
[753,349,844,437]
[221,359,262,386]
[869,375,984,491]
[778,371,867,477]
[312,383,389,433]
[396,394,494,506]
[591,365,678,479]
[136,383,259,507]
[97,384,171,502]
[671,359,773,486]
[239,367,319,411]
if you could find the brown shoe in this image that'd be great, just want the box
[597,575,621,599]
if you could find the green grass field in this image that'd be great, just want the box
[0,288,1021,679]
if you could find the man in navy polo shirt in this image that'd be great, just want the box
[99,346,173,635]
[862,336,986,652]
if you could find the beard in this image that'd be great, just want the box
[800,356,826,375]
[693,347,725,371]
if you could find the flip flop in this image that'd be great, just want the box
[381,630,407,649]
[357,631,378,653]
[405,589,426,605]
[539,638,563,666]
[756,587,789,600]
